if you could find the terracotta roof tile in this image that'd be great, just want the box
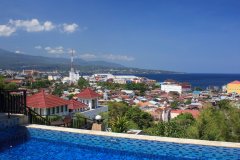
[76,88,100,99]
[229,80,240,84]
[68,99,87,110]
[27,90,69,108]
[171,109,200,118]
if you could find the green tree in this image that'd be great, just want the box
[107,101,129,122]
[31,79,51,89]
[68,94,74,100]
[187,107,229,141]
[124,83,148,96]
[77,77,89,89]
[0,76,5,89]
[194,87,203,91]
[217,99,231,110]
[0,76,18,90]
[97,82,124,90]
[111,116,129,133]
[125,107,153,129]
[52,82,68,96]
[4,82,17,90]
[144,113,194,138]
[186,101,240,142]
[185,99,192,105]
[144,122,165,136]
[170,101,179,109]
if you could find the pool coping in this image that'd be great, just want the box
[25,124,240,148]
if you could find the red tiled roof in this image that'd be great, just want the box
[5,79,23,84]
[171,110,200,118]
[229,80,240,84]
[27,90,69,108]
[68,99,87,110]
[76,88,100,99]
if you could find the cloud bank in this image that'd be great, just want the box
[34,45,135,62]
[79,53,135,62]
[0,18,81,37]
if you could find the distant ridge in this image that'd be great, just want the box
[0,48,177,74]
[0,48,124,69]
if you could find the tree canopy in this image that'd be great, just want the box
[0,76,17,90]
[187,103,240,142]
[107,102,153,132]
[77,77,89,89]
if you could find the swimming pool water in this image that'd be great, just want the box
[0,127,240,160]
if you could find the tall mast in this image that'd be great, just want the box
[71,49,74,72]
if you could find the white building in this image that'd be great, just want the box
[161,83,182,94]
[27,90,69,116]
[114,75,138,84]
[89,74,115,82]
[76,88,100,110]
[121,90,135,97]
[48,75,61,81]
[69,68,80,84]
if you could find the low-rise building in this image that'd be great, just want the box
[68,99,88,113]
[170,110,200,119]
[76,88,100,110]
[27,90,69,116]
[161,83,182,94]
[227,80,240,94]
[160,80,191,94]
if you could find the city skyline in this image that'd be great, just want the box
[0,0,240,73]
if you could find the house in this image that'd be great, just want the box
[68,99,88,113]
[160,80,192,94]
[192,91,201,98]
[227,80,240,94]
[170,110,200,119]
[121,90,135,97]
[76,88,100,110]
[27,90,69,116]
[160,80,182,94]
[5,79,24,86]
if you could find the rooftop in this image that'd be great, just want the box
[228,80,240,85]
[27,90,69,108]
[68,99,87,110]
[76,88,100,99]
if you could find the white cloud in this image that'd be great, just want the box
[0,25,16,37]
[15,50,24,54]
[34,45,42,49]
[79,53,97,60]
[63,23,78,33]
[9,19,55,32]
[44,46,65,54]
[104,54,135,61]
[78,53,135,61]
[0,19,82,37]
[43,21,55,31]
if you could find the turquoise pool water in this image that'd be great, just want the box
[0,127,239,160]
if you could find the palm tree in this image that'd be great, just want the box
[111,116,129,133]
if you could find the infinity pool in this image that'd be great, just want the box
[0,126,239,160]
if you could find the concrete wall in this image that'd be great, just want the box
[161,84,182,94]
[81,106,108,119]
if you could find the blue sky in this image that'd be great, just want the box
[0,0,240,73]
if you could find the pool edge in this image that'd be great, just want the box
[25,124,240,148]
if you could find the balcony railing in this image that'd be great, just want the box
[0,90,27,118]
[0,89,94,129]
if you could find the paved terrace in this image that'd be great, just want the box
[26,124,240,148]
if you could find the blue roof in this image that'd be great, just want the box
[193,91,201,95]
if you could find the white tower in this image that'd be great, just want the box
[69,49,80,84]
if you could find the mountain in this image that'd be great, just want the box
[0,48,177,74]
[0,49,124,70]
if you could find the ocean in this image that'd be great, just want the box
[138,74,240,89]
